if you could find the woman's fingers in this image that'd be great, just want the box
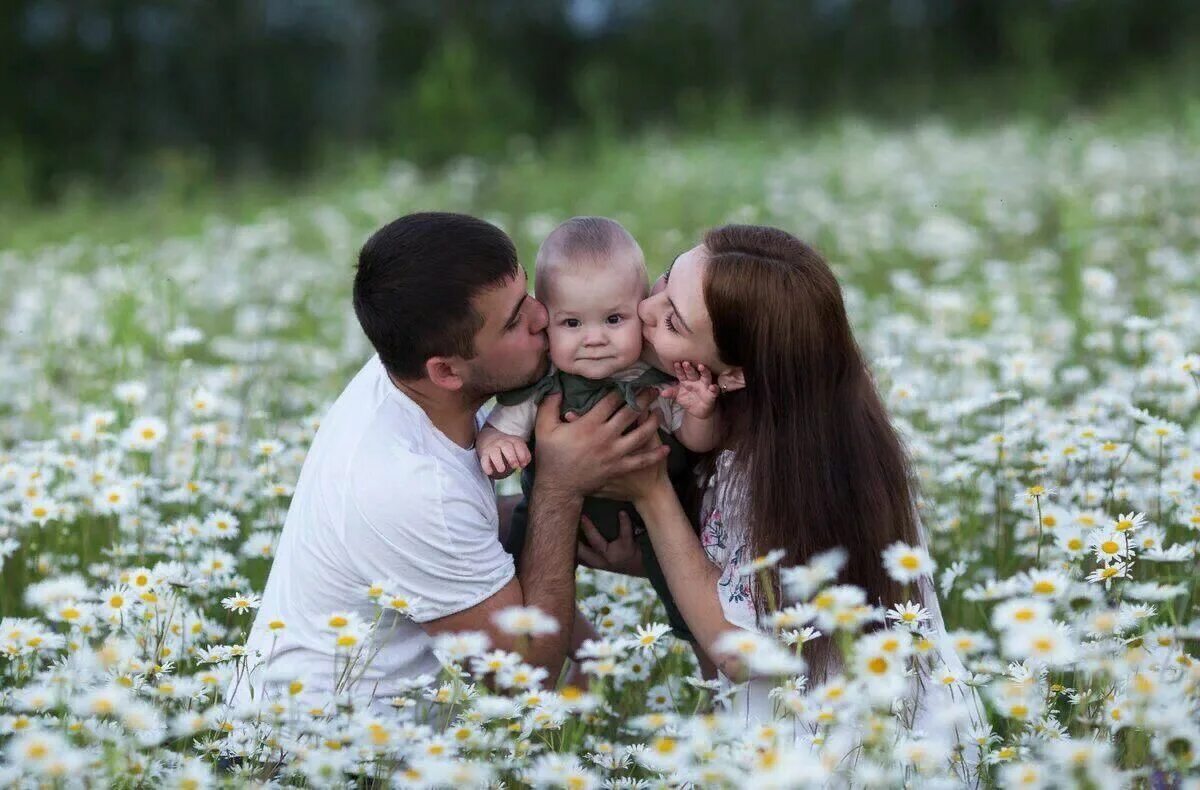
[577,542,605,569]
[614,512,637,548]
[579,515,608,552]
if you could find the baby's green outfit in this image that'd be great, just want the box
[489,362,697,640]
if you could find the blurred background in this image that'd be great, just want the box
[4,0,1200,212]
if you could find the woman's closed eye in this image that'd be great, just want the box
[664,313,678,333]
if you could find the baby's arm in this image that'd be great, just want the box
[478,400,537,479]
[660,361,720,453]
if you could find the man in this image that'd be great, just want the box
[230,212,666,712]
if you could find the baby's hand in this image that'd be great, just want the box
[660,361,719,419]
[477,429,532,480]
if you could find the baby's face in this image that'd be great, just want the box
[545,269,645,379]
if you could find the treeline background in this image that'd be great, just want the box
[5,0,1200,202]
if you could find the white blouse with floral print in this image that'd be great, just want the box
[695,449,986,759]
[698,450,759,633]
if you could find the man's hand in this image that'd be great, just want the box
[576,512,646,577]
[477,426,532,479]
[587,428,669,505]
[533,390,668,497]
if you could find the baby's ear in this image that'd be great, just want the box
[716,367,745,393]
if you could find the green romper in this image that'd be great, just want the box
[497,367,697,641]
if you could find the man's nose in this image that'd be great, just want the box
[528,299,548,333]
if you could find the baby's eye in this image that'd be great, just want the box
[605,314,622,326]
[563,318,581,328]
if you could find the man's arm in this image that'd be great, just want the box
[422,390,668,675]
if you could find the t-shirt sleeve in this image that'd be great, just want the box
[347,453,515,623]
[484,399,538,439]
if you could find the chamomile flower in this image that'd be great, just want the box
[735,548,787,577]
[123,417,168,451]
[1111,511,1148,534]
[493,605,559,636]
[886,601,932,630]
[882,541,936,583]
[220,591,261,613]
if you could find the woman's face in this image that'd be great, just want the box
[638,245,728,375]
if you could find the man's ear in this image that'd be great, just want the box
[424,357,465,392]
[716,366,745,393]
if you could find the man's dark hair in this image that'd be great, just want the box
[353,212,519,380]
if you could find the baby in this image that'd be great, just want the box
[478,216,720,486]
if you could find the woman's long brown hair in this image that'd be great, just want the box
[699,225,924,678]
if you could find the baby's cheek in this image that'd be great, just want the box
[545,327,574,368]
[548,341,575,371]
[618,323,645,360]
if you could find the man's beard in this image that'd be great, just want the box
[461,354,549,400]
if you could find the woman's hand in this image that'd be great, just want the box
[576,513,647,577]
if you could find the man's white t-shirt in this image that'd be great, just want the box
[230,355,514,711]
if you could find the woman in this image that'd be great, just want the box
[581,225,981,741]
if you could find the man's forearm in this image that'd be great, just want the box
[518,479,582,673]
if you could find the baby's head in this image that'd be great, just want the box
[535,217,648,380]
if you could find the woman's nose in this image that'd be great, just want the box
[638,297,656,326]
